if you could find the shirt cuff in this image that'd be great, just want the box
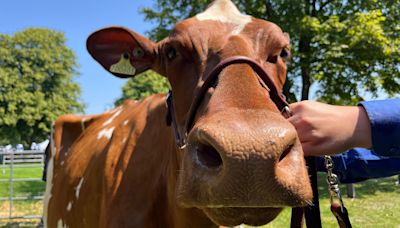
[358,99,400,157]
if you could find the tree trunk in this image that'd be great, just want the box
[299,36,311,101]
[300,0,317,101]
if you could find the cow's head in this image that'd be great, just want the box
[87,0,312,226]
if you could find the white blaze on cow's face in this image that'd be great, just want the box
[196,0,251,35]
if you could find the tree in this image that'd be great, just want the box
[139,0,400,104]
[0,28,84,146]
[114,70,170,106]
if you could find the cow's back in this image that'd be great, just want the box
[44,94,177,227]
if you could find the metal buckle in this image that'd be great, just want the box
[281,106,292,118]
[324,155,346,212]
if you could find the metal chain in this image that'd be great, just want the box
[324,155,346,212]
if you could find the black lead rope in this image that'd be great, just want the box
[305,157,322,228]
[166,91,186,148]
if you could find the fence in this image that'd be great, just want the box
[0,149,45,219]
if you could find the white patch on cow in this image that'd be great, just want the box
[122,137,127,144]
[60,160,64,166]
[57,219,68,228]
[43,123,55,228]
[108,106,123,114]
[75,177,84,199]
[196,0,251,35]
[97,127,115,140]
[123,120,129,126]
[66,201,73,211]
[103,109,122,126]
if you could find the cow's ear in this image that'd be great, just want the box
[87,27,156,78]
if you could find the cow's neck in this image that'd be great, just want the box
[127,94,215,227]
[164,117,217,227]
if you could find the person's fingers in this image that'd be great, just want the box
[301,142,324,157]
[288,102,303,113]
[300,142,314,156]
[287,115,298,126]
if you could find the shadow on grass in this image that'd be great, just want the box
[0,181,45,198]
[1,220,40,228]
[317,172,400,199]
[15,181,45,198]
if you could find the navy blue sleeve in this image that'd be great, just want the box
[359,99,400,157]
[316,148,400,183]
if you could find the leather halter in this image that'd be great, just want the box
[166,56,292,149]
[165,55,324,228]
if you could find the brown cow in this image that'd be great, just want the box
[44,0,312,227]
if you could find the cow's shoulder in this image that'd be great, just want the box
[58,93,168,185]
[52,113,103,167]
[53,94,167,168]
[48,94,169,227]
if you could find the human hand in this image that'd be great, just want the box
[288,100,372,156]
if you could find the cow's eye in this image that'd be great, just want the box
[166,46,177,61]
[132,47,144,58]
[280,48,290,61]
[267,55,278,64]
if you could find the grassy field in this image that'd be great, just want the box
[260,175,400,227]
[0,164,399,227]
[0,164,44,227]
[0,165,44,198]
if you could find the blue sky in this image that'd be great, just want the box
[1,0,155,114]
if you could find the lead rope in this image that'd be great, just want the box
[324,155,352,228]
[284,105,321,228]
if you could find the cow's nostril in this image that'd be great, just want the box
[279,144,293,162]
[196,143,223,169]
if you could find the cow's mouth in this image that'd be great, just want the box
[202,207,283,226]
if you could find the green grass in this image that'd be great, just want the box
[0,164,43,179]
[0,164,44,227]
[252,174,400,227]
[0,165,45,198]
[0,164,400,227]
